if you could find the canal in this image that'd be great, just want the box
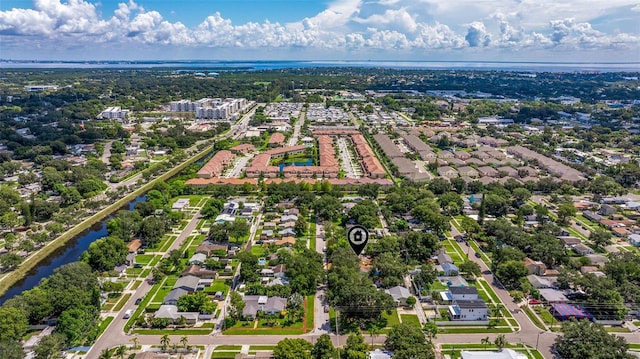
[0,195,147,305]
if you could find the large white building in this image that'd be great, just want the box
[100,106,130,121]
[169,98,249,120]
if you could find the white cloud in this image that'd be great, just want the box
[0,0,638,59]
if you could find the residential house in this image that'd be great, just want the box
[437,151,454,159]
[572,244,594,255]
[586,254,609,267]
[539,289,569,303]
[454,151,471,160]
[582,210,603,222]
[181,265,218,279]
[524,258,547,275]
[196,242,228,256]
[189,253,207,266]
[477,166,498,177]
[153,305,199,325]
[497,166,517,177]
[242,296,288,319]
[172,198,190,211]
[558,236,582,247]
[527,275,558,289]
[437,166,458,179]
[275,237,296,247]
[448,300,489,321]
[385,286,412,306]
[278,228,296,237]
[281,214,298,223]
[457,166,479,178]
[436,248,453,264]
[437,263,459,276]
[449,286,479,300]
[629,234,640,246]
[599,204,617,216]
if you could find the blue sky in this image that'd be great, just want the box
[1,0,639,61]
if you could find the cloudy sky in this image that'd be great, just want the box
[1,0,639,61]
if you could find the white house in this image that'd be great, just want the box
[629,234,640,247]
[449,286,479,300]
[448,300,488,321]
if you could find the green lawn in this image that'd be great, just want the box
[215,346,242,350]
[250,245,265,257]
[400,314,421,327]
[211,352,241,358]
[522,306,547,331]
[96,317,114,337]
[476,279,502,304]
[113,293,132,311]
[132,328,213,335]
[130,280,142,290]
[135,254,154,264]
[382,310,400,327]
[306,295,315,333]
[250,346,276,350]
[440,327,513,334]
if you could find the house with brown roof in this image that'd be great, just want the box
[275,237,296,246]
[457,166,479,178]
[477,166,498,177]
[127,239,142,253]
[437,151,454,159]
[524,258,547,276]
[268,133,286,147]
[454,151,471,160]
[230,144,256,154]
[181,265,218,279]
[497,166,518,177]
[437,166,458,179]
[196,242,228,256]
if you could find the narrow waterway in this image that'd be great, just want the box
[0,195,147,305]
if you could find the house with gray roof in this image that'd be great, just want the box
[436,248,453,264]
[385,286,412,306]
[154,305,199,324]
[449,286,478,300]
[449,300,488,321]
[242,296,288,319]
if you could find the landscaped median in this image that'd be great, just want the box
[0,143,215,297]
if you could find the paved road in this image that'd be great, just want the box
[288,109,306,146]
[336,137,361,178]
[86,209,203,358]
[313,219,330,333]
[448,223,557,358]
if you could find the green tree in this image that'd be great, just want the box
[228,291,246,320]
[114,345,127,359]
[160,334,170,352]
[0,340,25,359]
[459,260,481,277]
[484,194,509,217]
[385,323,435,359]
[590,230,612,249]
[201,198,225,219]
[422,322,438,342]
[481,336,491,350]
[295,215,308,236]
[81,236,128,272]
[494,334,507,351]
[557,203,577,224]
[34,333,67,359]
[494,260,528,290]
[555,320,632,359]
[0,307,29,341]
[311,333,335,359]
[273,338,312,359]
[342,332,369,359]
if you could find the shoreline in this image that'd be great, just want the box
[0,144,214,298]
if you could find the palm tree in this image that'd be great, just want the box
[180,336,189,349]
[493,304,504,318]
[115,345,127,359]
[130,336,139,350]
[369,326,381,347]
[160,334,170,352]
[481,336,491,350]
[99,348,115,359]
[494,334,507,351]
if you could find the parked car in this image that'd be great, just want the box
[135,298,143,305]
[474,252,482,258]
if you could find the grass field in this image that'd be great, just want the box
[400,314,421,327]
[113,293,132,311]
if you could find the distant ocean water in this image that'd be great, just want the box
[0,60,639,72]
